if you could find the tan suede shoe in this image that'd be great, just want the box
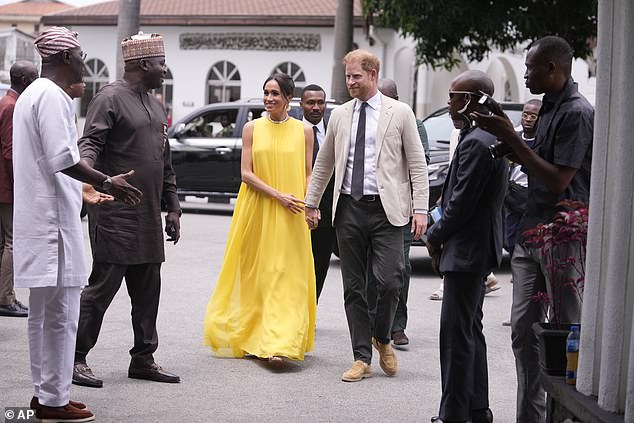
[341,360,372,382]
[372,337,398,376]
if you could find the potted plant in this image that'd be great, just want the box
[522,200,588,376]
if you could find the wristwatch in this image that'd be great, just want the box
[101,176,112,191]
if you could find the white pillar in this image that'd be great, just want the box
[577,0,634,417]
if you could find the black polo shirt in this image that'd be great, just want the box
[517,79,594,242]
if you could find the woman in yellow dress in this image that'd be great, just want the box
[204,74,316,362]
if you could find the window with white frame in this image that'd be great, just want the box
[271,62,306,97]
[80,58,109,117]
[206,61,241,103]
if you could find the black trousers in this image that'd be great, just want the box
[310,224,336,302]
[439,271,489,421]
[335,195,404,364]
[75,262,161,366]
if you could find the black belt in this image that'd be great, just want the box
[343,194,380,202]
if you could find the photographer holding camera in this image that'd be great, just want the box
[425,70,508,423]
[472,36,594,423]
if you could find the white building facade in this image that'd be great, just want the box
[43,1,596,125]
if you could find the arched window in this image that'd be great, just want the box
[271,62,306,97]
[152,67,174,126]
[207,61,241,104]
[80,58,109,117]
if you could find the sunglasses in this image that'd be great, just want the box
[448,90,477,99]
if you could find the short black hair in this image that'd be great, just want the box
[301,84,325,98]
[530,36,573,70]
[264,73,295,98]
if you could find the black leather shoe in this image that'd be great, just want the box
[471,408,493,423]
[72,361,103,388]
[0,300,28,317]
[128,362,180,383]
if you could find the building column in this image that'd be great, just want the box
[577,0,634,417]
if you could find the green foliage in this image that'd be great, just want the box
[363,0,598,70]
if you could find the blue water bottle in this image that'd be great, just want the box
[566,325,580,385]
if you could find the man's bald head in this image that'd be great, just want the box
[378,78,398,100]
[451,70,494,96]
[9,61,38,94]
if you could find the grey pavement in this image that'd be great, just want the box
[1,205,518,422]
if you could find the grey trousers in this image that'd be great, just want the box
[335,195,404,364]
[367,222,413,334]
[511,242,582,422]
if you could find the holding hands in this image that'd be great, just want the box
[276,192,305,214]
[305,207,320,230]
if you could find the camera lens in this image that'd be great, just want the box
[489,141,513,159]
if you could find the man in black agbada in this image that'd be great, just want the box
[73,33,182,388]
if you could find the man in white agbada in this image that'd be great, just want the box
[12,26,142,423]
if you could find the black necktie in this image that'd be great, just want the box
[350,102,367,201]
[312,125,319,165]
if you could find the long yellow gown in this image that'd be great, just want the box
[203,116,316,360]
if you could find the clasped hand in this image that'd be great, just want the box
[305,207,320,230]
[276,192,305,214]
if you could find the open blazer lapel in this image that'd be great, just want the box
[375,97,393,159]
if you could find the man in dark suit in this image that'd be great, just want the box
[300,84,335,301]
[426,70,507,423]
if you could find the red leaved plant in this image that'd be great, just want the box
[522,200,588,329]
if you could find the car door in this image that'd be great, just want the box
[170,107,241,195]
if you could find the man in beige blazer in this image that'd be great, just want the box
[305,49,429,382]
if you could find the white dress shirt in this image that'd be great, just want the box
[302,117,326,148]
[342,92,381,196]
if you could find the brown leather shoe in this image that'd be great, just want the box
[36,403,94,422]
[72,361,103,388]
[341,360,372,382]
[372,337,398,376]
[391,330,409,346]
[30,396,87,410]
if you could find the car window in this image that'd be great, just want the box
[184,109,238,138]
[247,107,265,122]
[424,113,455,148]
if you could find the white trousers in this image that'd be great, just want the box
[28,285,81,407]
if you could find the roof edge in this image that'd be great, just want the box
[41,15,365,27]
